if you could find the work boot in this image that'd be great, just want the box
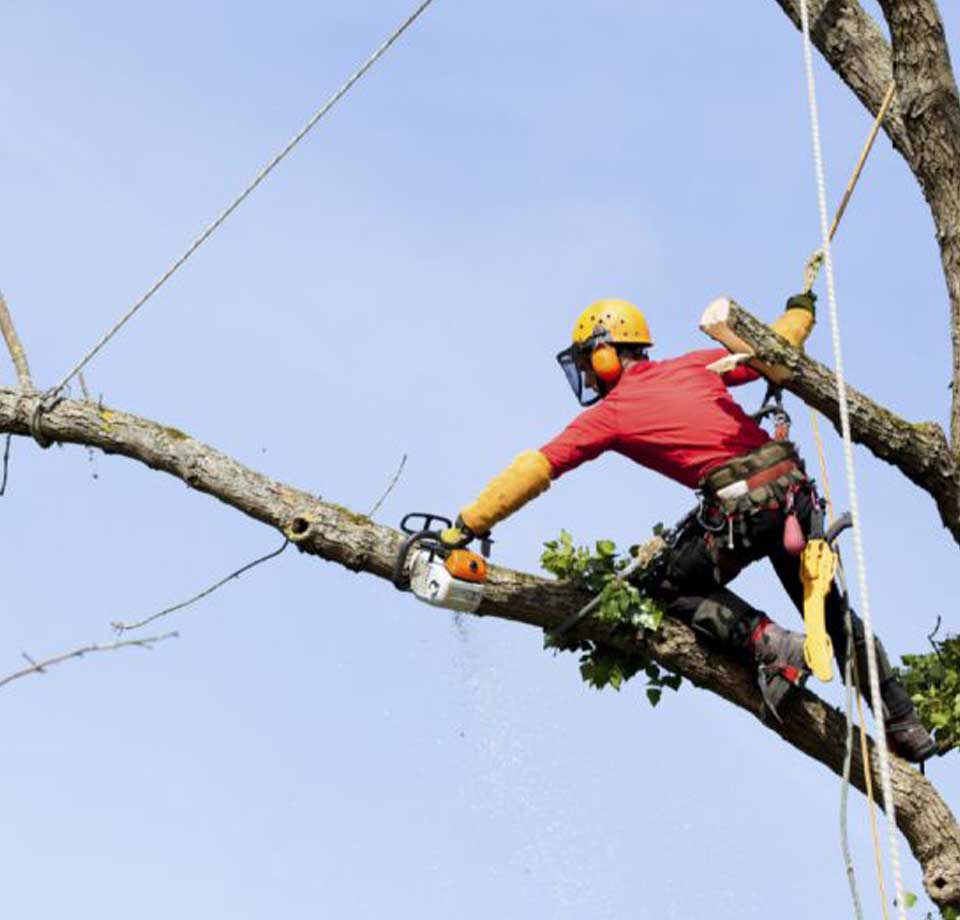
[881,678,937,764]
[750,617,809,722]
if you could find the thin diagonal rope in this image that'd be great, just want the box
[798,4,907,919]
[48,0,438,398]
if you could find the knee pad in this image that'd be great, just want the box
[691,598,760,648]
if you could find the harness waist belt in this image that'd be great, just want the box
[714,459,799,501]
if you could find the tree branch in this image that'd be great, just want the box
[2,387,957,908]
[0,632,178,691]
[0,292,33,391]
[701,297,960,542]
[772,0,960,452]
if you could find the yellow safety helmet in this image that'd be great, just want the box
[558,299,653,406]
[572,299,653,346]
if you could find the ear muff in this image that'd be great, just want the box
[591,344,622,383]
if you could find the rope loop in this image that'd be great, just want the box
[29,391,61,450]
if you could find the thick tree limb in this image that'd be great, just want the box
[2,387,957,908]
[772,0,960,451]
[702,297,960,542]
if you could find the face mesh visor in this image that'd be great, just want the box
[556,346,601,407]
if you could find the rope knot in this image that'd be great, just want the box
[29,390,62,450]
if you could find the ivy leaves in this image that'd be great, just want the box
[896,629,960,755]
[541,530,681,704]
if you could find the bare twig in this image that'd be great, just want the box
[0,632,178,691]
[0,292,33,391]
[77,372,91,401]
[0,433,11,496]
[113,539,289,633]
[927,614,947,668]
[367,453,407,518]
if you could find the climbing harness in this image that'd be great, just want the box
[798,2,907,917]
[752,385,792,442]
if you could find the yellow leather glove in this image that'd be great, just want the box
[459,451,553,534]
[770,292,816,348]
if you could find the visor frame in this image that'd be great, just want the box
[556,342,603,407]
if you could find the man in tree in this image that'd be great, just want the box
[443,297,936,762]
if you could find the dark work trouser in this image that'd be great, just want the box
[653,485,895,692]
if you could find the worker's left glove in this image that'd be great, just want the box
[440,515,476,549]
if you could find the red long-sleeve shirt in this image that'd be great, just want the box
[540,349,769,488]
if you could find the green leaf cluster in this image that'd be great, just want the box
[896,631,960,755]
[541,530,681,705]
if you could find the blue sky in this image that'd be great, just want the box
[2,2,958,918]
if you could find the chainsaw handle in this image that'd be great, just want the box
[400,512,452,536]
[824,512,853,547]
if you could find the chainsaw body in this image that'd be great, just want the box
[393,513,488,613]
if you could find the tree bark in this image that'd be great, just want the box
[771,0,960,450]
[5,387,958,909]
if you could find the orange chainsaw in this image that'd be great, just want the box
[392,512,489,613]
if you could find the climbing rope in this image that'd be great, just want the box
[45,0,438,401]
[797,3,907,919]
[803,82,896,294]
[840,609,866,920]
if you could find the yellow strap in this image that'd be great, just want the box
[800,537,836,682]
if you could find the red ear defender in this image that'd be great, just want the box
[591,344,622,383]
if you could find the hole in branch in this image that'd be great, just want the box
[290,517,311,538]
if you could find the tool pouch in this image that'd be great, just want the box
[701,441,807,518]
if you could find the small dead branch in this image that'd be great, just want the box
[367,453,407,518]
[113,539,289,633]
[0,632,178,691]
[0,291,33,391]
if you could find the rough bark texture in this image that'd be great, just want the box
[6,387,959,909]
[705,300,960,541]
[772,0,960,450]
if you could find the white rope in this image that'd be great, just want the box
[797,4,907,919]
[840,570,866,920]
[47,0,438,398]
